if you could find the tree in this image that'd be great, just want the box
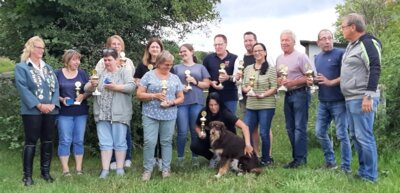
[0,0,220,66]
[334,0,391,42]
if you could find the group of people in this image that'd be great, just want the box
[14,12,381,185]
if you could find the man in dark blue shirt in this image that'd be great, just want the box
[310,29,351,173]
[203,34,238,114]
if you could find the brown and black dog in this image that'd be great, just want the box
[209,121,261,178]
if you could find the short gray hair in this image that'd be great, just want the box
[155,50,174,67]
[343,13,366,33]
[281,29,296,42]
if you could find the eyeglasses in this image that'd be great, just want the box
[213,43,225,47]
[340,24,351,30]
[34,45,45,50]
[253,50,265,54]
[318,37,333,41]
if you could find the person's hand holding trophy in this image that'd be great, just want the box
[159,80,174,108]
[199,111,207,139]
[120,51,127,63]
[277,65,288,92]
[74,81,82,105]
[184,70,193,91]
[91,69,101,96]
[246,73,256,97]
[304,63,318,93]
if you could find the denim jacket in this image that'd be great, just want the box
[14,62,60,115]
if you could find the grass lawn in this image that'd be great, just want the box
[0,97,399,193]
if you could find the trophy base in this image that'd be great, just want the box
[215,84,224,90]
[160,101,169,108]
[278,86,287,92]
[74,101,81,105]
[92,91,101,96]
[246,90,256,97]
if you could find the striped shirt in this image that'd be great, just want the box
[243,64,277,110]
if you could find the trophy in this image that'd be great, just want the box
[199,111,207,138]
[91,69,101,96]
[74,81,82,105]
[277,65,288,92]
[305,63,318,93]
[120,51,127,62]
[160,80,169,107]
[246,73,256,97]
[237,60,244,84]
[184,70,192,90]
[147,64,154,71]
[217,63,226,88]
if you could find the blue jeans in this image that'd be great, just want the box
[57,115,88,156]
[176,103,203,158]
[111,128,132,162]
[224,100,238,115]
[142,115,175,172]
[244,108,275,163]
[315,101,351,170]
[96,121,128,151]
[346,97,379,181]
[284,88,310,163]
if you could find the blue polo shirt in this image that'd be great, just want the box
[203,51,238,101]
[314,48,345,102]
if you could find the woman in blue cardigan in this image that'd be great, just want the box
[14,36,60,186]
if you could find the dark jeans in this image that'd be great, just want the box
[22,114,56,145]
[284,87,311,163]
[190,137,213,160]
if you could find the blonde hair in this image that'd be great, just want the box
[20,36,45,62]
[155,50,174,68]
[106,35,125,51]
[62,49,81,66]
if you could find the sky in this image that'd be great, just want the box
[180,0,344,60]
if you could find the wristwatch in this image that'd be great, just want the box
[364,93,372,100]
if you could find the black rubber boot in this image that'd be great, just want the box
[22,145,36,186]
[40,142,54,183]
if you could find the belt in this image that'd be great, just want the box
[286,87,309,96]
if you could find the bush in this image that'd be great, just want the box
[0,57,14,73]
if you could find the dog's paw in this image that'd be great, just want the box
[214,173,222,178]
[237,172,243,176]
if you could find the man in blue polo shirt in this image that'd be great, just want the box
[203,34,238,115]
[310,29,352,173]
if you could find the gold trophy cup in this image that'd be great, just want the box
[147,64,154,71]
[184,70,192,90]
[246,74,256,96]
[217,63,226,88]
[237,60,244,84]
[160,80,169,107]
[305,63,318,93]
[199,111,207,138]
[91,69,101,96]
[277,65,288,92]
[74,81,82,105]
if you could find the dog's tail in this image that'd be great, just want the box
[250,167,262,176]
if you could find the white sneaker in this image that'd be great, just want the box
[110,162,117,170]
[124,160,132,168]
[142,171,152,181]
